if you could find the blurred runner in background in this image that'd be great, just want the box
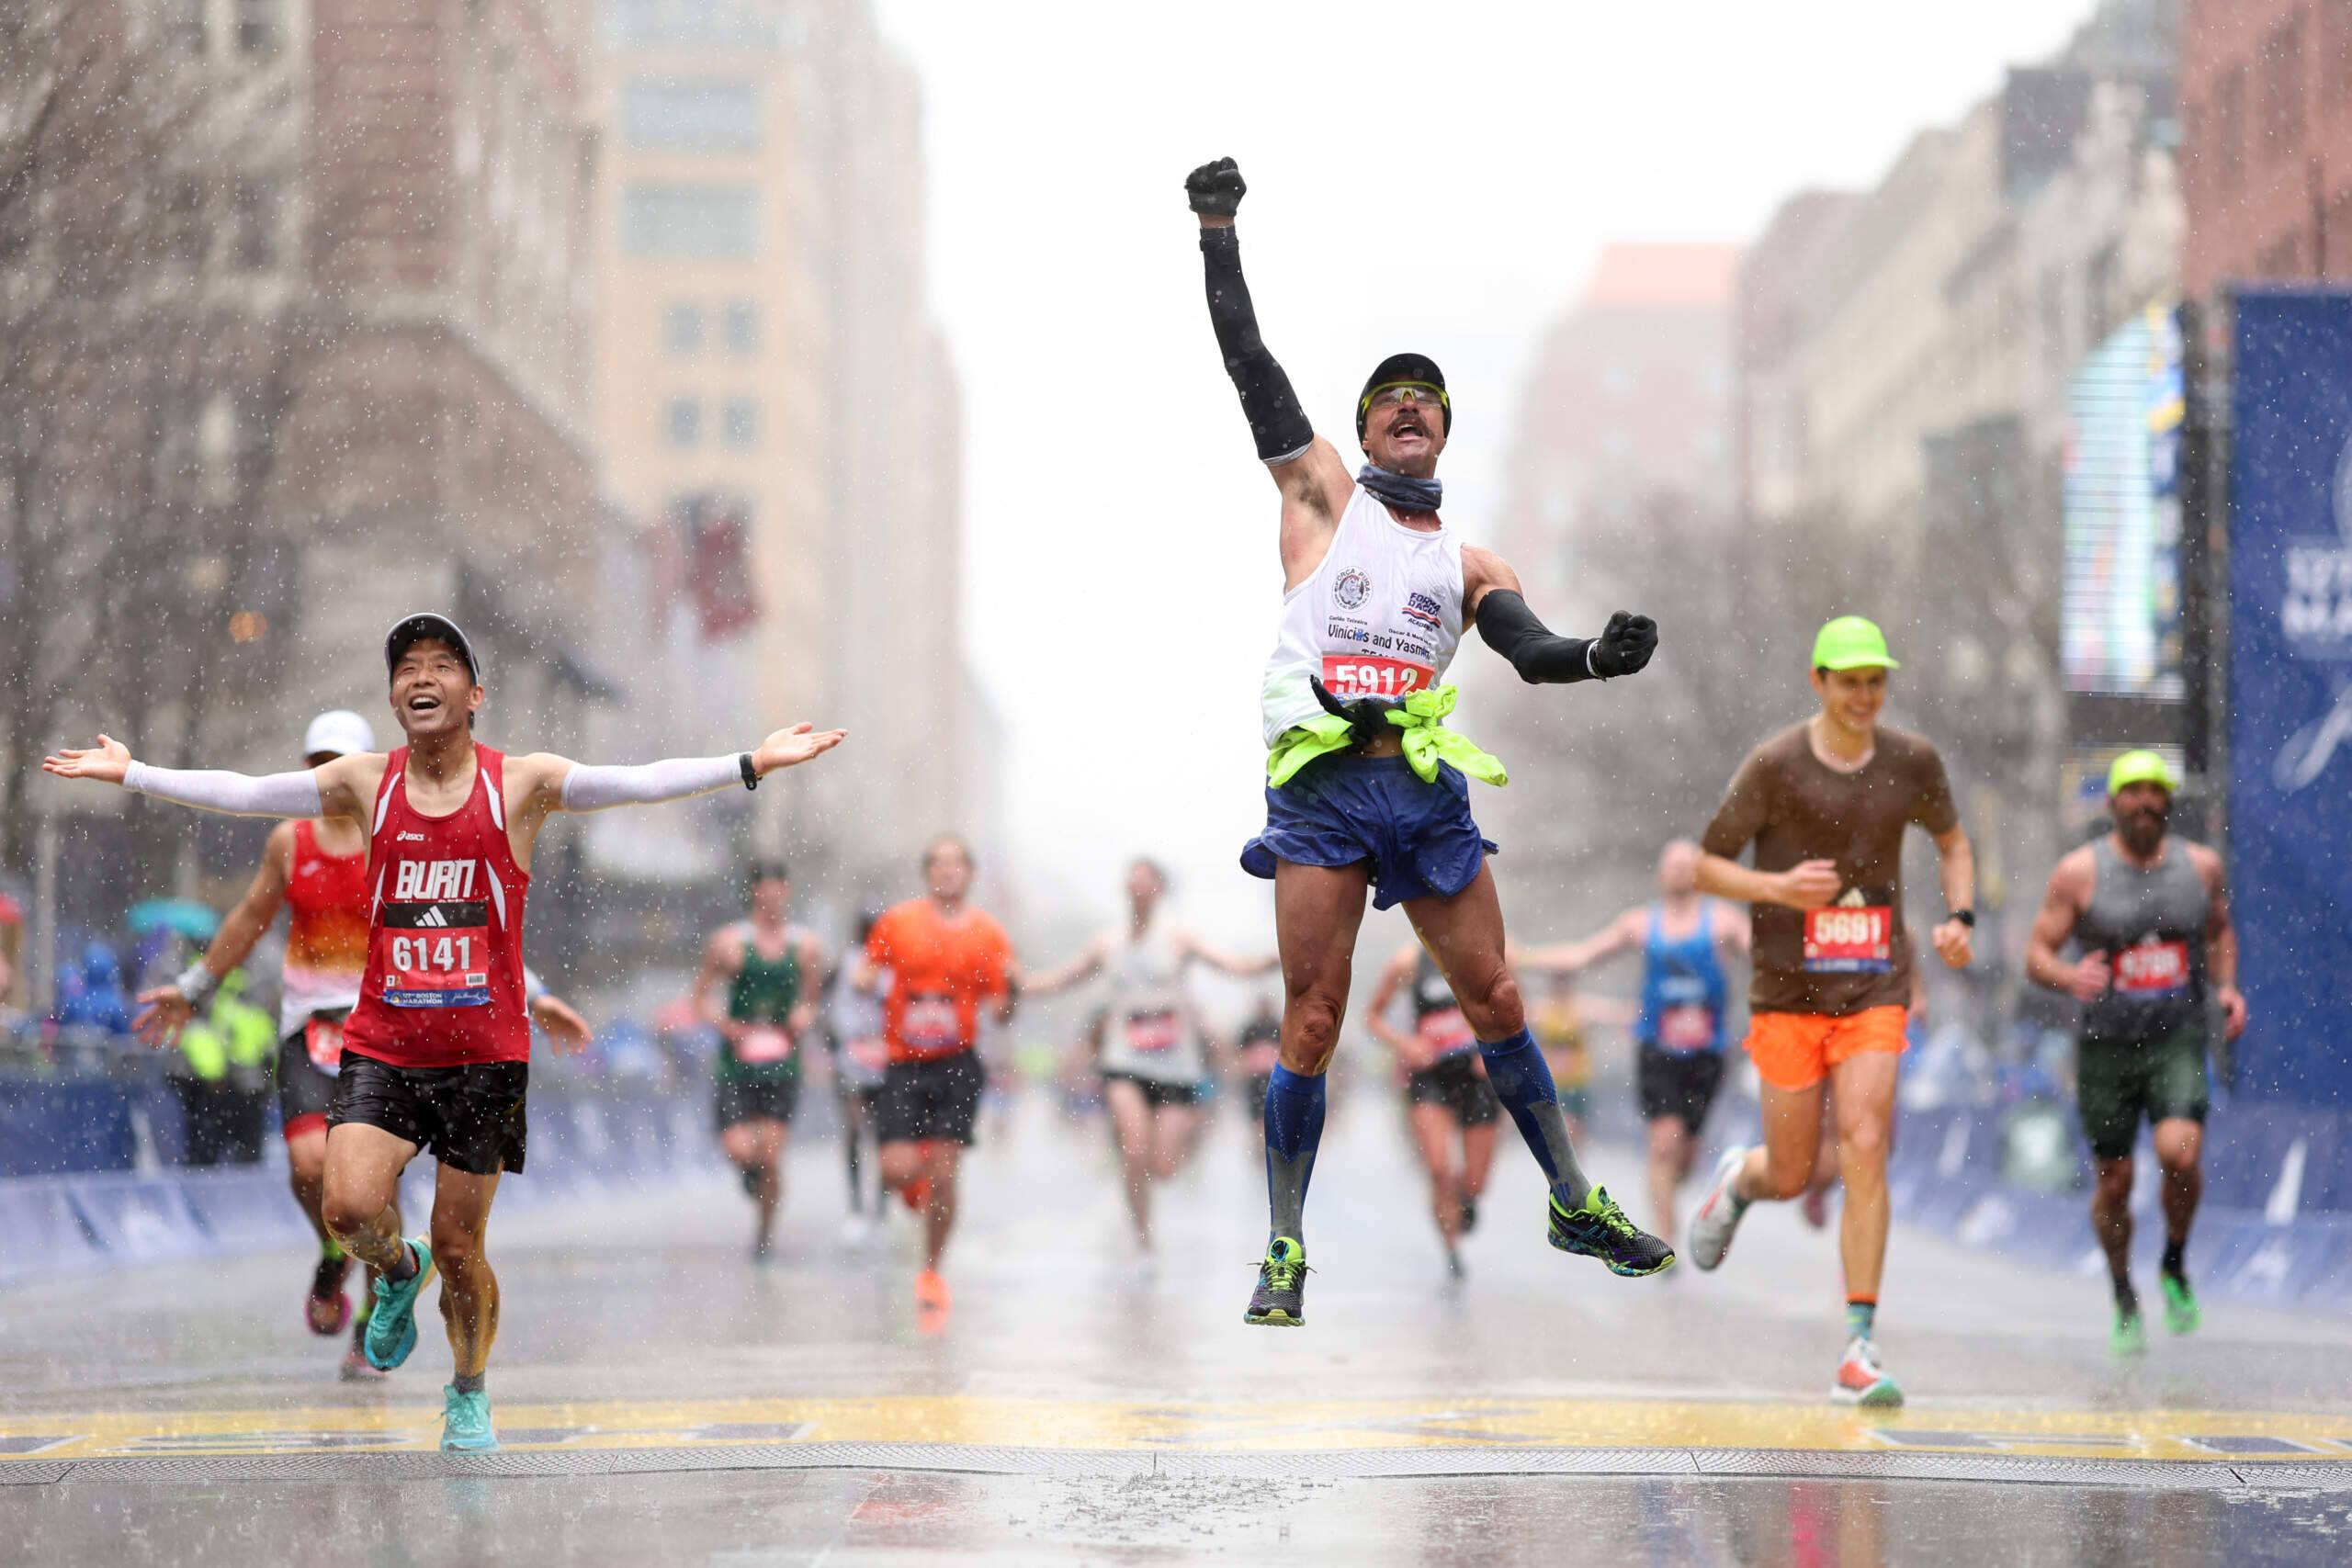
[1682,616,1975,1409]
[1364,941,1496,1277]
[693,863,827,1264]
[826,909,890,1244]
[1233,993,1283,1122]
[49,612,842,1450]
[856,836,1016,1318]
[1029,858,1275,1255]
[2025,750,2245,1357]
[1519,840,1747,1239]
[1187,154,1672,1329]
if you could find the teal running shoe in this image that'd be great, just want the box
[2109,1307,2148,1359]
[2160,1271,2201,1336]
[363,1237,435,1371]
[1548,1187,1676,1277]
[1243,1236,1308,1326]
[440,1384,498,1452]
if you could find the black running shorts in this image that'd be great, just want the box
[1405,1053,1501,1127]
[1636,1044,1725,1135]
[875,1051,984,1147]
[1100,1069,1203,1110]
[714,1075,801,1132]
[276,1032,341,1134]
[327,1052,528,1176]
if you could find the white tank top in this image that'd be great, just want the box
[1096,919,1203,1084]
[1261,483,1465,747]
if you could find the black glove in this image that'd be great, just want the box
[1589,611,1657,679]
[1310,677,1394,745]
[1185,157,1247,219]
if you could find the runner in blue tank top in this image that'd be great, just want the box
[1521,841,1747,1240]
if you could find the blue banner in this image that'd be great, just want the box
[2229,290,2352,1106]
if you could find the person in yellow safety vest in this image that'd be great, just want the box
[171,969,276,1166]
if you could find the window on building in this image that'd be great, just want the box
[720,397,758,449]
[667,397,702,448]
[2214,64,2247,195]
[169,0,206,53]
[2329,0,2352,110]
[624,79,763,152]
[2263,13,2307,160]
[722,300,758,355]
[164,177,209,273]
[237,0,282,55]
[666,302,704,355]
[232,178,279,272]
[620,184,759,258]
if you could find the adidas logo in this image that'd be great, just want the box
[413,906,450,928]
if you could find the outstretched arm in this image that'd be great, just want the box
[1024,933,1111,998]
[1187,157,1352,585]
[1463,547,1656,683]
[1517,907,1645,975]
[45,735,382,824]
[503,722,846,844]
[1174,927,1279,978]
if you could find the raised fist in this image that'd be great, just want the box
[1185,157,1247,219]
[1589,611,1657,679]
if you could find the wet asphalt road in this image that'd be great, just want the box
[5,1082,2352,1563]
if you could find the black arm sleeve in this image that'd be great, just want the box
[1199,226,1315,464]
[1474,590,1597,684]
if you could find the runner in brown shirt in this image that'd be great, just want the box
[1682,617,1976,1409]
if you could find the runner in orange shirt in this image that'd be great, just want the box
[854,835,1018,1314]
[1682,618,1975,1408]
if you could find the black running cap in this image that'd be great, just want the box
[384,612,480,682]
[1357,352,1451,441]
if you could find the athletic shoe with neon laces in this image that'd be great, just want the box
[2160,1271,2200,1335]
[306,1251,354,1337]
[2109,1308,2148,1358]
[1243,1236,1308,1325]
[1831,1336,1904,1407]
[440,1385,498,1452]
[1686,1146,1752,1271]
[363,1237,435,1372]
[1546,1187,1676,1277]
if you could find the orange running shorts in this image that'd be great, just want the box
[1741,1006,1910,1092]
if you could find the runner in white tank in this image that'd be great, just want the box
[1186,156,1674,1328]
[1029,858,1275,1253]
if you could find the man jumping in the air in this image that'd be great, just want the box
[45,613,842,1450]
[1185,156,1674,1327]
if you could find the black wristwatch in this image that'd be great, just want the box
[739,751,759,791]
[1945,908,1975,928]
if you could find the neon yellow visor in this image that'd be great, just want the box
[1811,615,1899,672]
[2107,749,2177,796]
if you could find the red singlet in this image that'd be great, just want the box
[342,745,531,1068]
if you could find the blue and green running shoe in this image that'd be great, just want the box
[363,1236,435,1371]
[2109,1307,2148,1358]
[1243,1236,1308,1326]
[2160,1271,2201,1336]
[440,1384,498,1452]
[1548,1187,1676,1277]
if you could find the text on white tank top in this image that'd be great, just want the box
[1260,483,1465,747]
[1097,919,1203,1082]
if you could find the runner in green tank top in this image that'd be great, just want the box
[693,863,828,1261]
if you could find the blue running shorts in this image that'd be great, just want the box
[1240,753,1498,910]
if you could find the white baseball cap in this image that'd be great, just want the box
[302,710,377,759]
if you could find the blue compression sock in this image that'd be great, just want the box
[1262,1065,1326,1244]
[1479,1027,1593,1207]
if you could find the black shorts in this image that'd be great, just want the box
[276,1031,340,1134]
[1406,1053,1500,1126]
[715,1076,801,1131]
[327,1052,528,1176]
[876,1052,985,1147]
[1637,1044,1726,1134]
[1100,1070,1202,1110]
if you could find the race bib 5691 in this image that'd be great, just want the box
[1804,905,1893,974]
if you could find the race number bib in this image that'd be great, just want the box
[1124,1010,1182,1054]
[1417,1006,1476,1056]
[736,1024,795,1065]
[2114,940,2191,996]
[377,900,492,1007]
[302,1013,347,1073]
[899,992,965,1055]
[1657,1004,1718,1053]
[1804,905,1893,974]
[1320,655,1434,702]
[847,1036,889,1074]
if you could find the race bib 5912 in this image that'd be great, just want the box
[1320,655,1432,701]
[1804,905,1893,974]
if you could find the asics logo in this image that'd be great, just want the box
[396,831,427,842]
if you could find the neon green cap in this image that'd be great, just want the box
[2107,749,2177,796]
[1811,615,1899,672]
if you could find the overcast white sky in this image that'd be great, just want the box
[870,0,2092,948]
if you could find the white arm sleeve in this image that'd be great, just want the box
[558,754,742,813]
[122,761,323,818]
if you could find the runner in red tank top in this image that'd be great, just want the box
[47,612,844,1452]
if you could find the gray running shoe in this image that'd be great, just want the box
[1685,1146,1751,1272]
